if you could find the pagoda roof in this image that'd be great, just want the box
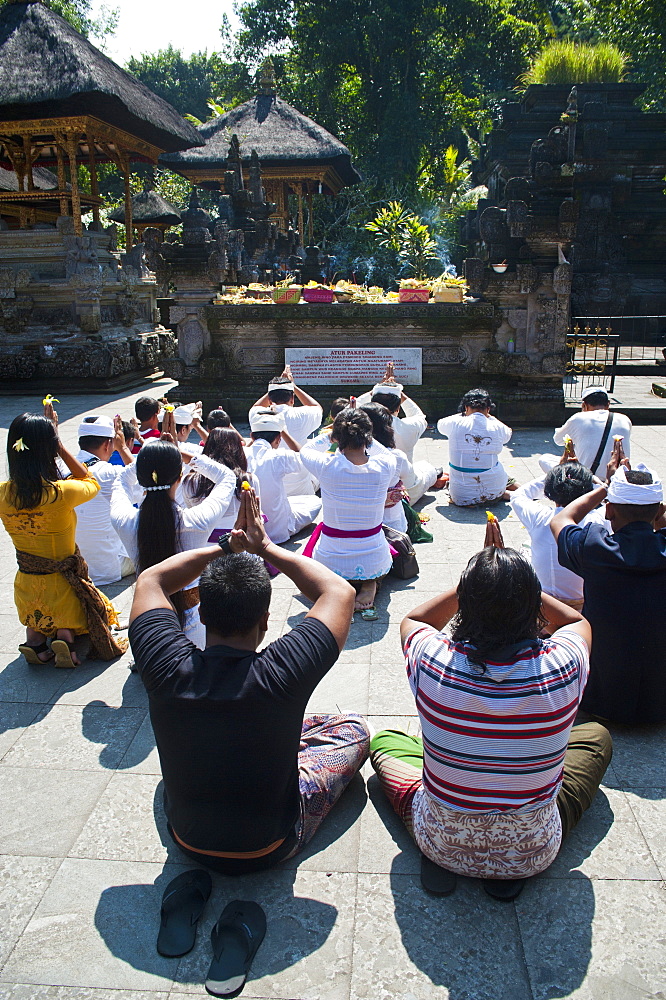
[108,186,181,226]
[160,93,361,189]
[0,0,203,154]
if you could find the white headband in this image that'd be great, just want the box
[606,463,663,505]
[372,382,403,398]
[78,415,114,438]
[174,403,197,424]
[268,380,294,392]
[250,409,286,432]
[581,384,608,400]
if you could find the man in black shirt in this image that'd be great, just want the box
[128,488,369,873]
[551,461,666,724]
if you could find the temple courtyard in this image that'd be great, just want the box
[0,383,665,1000]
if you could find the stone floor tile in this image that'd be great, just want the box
[0,702,45,759]
[0,988,168,1000]
[542,786,661,880]
[306,658,369,714]
[69,773,176,864]
[357,773,420,876]
[516,879,666,1000]
[0,653,68,705]
[0,767,110,856]
[117,714,161,775]
[2,703,146,771]
[624,790,666,879]
[0,617,30,654]
[49,660,147,710]
[0,856,62,966]
[605,724,666,790]
[282,772,366,874]
[172,871,357,1000]
[350,870,532,1000]
[0,858,183,991]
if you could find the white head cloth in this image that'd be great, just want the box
[250,408,286,433]
[607,462,663,505]
[174,403,197,424]
[78,415,114,438]
[372,382,403,399]
[268,379,294,392]
[581,384,608,400]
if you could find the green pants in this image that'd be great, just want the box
[370,721,612,841]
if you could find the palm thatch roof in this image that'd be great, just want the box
[0,163,59,191]
[160,94,361,190]
[108,186,181,227]
[0,0,202,154]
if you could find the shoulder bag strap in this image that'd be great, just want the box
[589,411,614,475]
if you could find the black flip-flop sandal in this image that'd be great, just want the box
[482,877,528,902]
[50,639,78,669]
[18,641,54,664]
[156,869,212,957]
[206,900,267,998]
[420,854,457,896]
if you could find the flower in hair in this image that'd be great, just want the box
[12,438,29,452]
[42,394,59,406]
[151,470,158,484]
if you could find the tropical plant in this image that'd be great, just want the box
[366,201,442,279]
[184,99,230,126]
[519,40,629,87]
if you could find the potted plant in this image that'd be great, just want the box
[431,273,468,303]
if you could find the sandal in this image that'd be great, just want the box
[50,639,77,669]
[157,868,212,958]
[359,606,379,621]
[18,641,54,664]
[482,877,528,902]
[206,900,267,998]
[420,854,457,896]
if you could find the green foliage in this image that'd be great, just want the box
[519,39,628,86]
[584,0,666,109]
[125,46,252,123]
[366,201,442,280]
[0,0,118,40]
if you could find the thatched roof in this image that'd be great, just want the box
[0,163,59,191]
[160,94,361,188]
[108,186,181,226]
[0,0,202,153]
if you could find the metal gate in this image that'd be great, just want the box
[565,315,666,401]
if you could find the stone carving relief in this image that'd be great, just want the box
[506,200,530,238]
[423,344,472,365]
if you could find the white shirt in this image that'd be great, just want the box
[74,449,128,586]
[109,454,236,583]
[437,412,512,470]
[510,477,606,601]
[246,439,303,543]
[357,393,427,462]
[553,409,632,474]
[178,470,261,532]
[300,440,397,580]
[249,402,322,495]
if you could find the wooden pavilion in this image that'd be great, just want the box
[108,177,181,240]
[0,0,201,246]
[160,59,361,242]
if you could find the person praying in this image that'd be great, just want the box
[437,388,515,506]
[551,460,666,724]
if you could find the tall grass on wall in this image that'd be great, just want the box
[519,40,629,88]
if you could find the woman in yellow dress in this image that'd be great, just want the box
[0,405,125,667]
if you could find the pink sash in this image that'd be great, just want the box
[303,522,397,558]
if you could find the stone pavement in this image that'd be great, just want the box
[0,386,664,1000]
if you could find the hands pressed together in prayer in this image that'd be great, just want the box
[229,487,270,556]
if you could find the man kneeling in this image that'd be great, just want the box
[128,488,369,873]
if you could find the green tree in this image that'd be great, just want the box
[125,46,253,123]
[0,0,118,41]
[587,0,666,108]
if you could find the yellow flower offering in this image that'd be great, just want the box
[151,471,158,484]
[42,394,59,406]
[486,510,498,522]
[12,437,29,452]
[613,435,623,442]
[241,481,252,491]
[164,404,175,413]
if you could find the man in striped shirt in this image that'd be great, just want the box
[370,547,612,900]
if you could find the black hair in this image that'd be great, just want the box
[459,388,492,415]
[359,402,395,449]
[135,396,160,422]
[252,430,281,444]
[332,407,373,451]
[121,420,134,444]
[544,462,594,507]
[135,440,183,574]
[78,435,110,453]
[329,397,350,420]
[370,391,401,414]
[583,391,609,408]
[6,413,60,509]
[199,552,271,636]
[189,427,249,501]
[611,469,661,523]
[206,408,231,430]
[450,547,547,672]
